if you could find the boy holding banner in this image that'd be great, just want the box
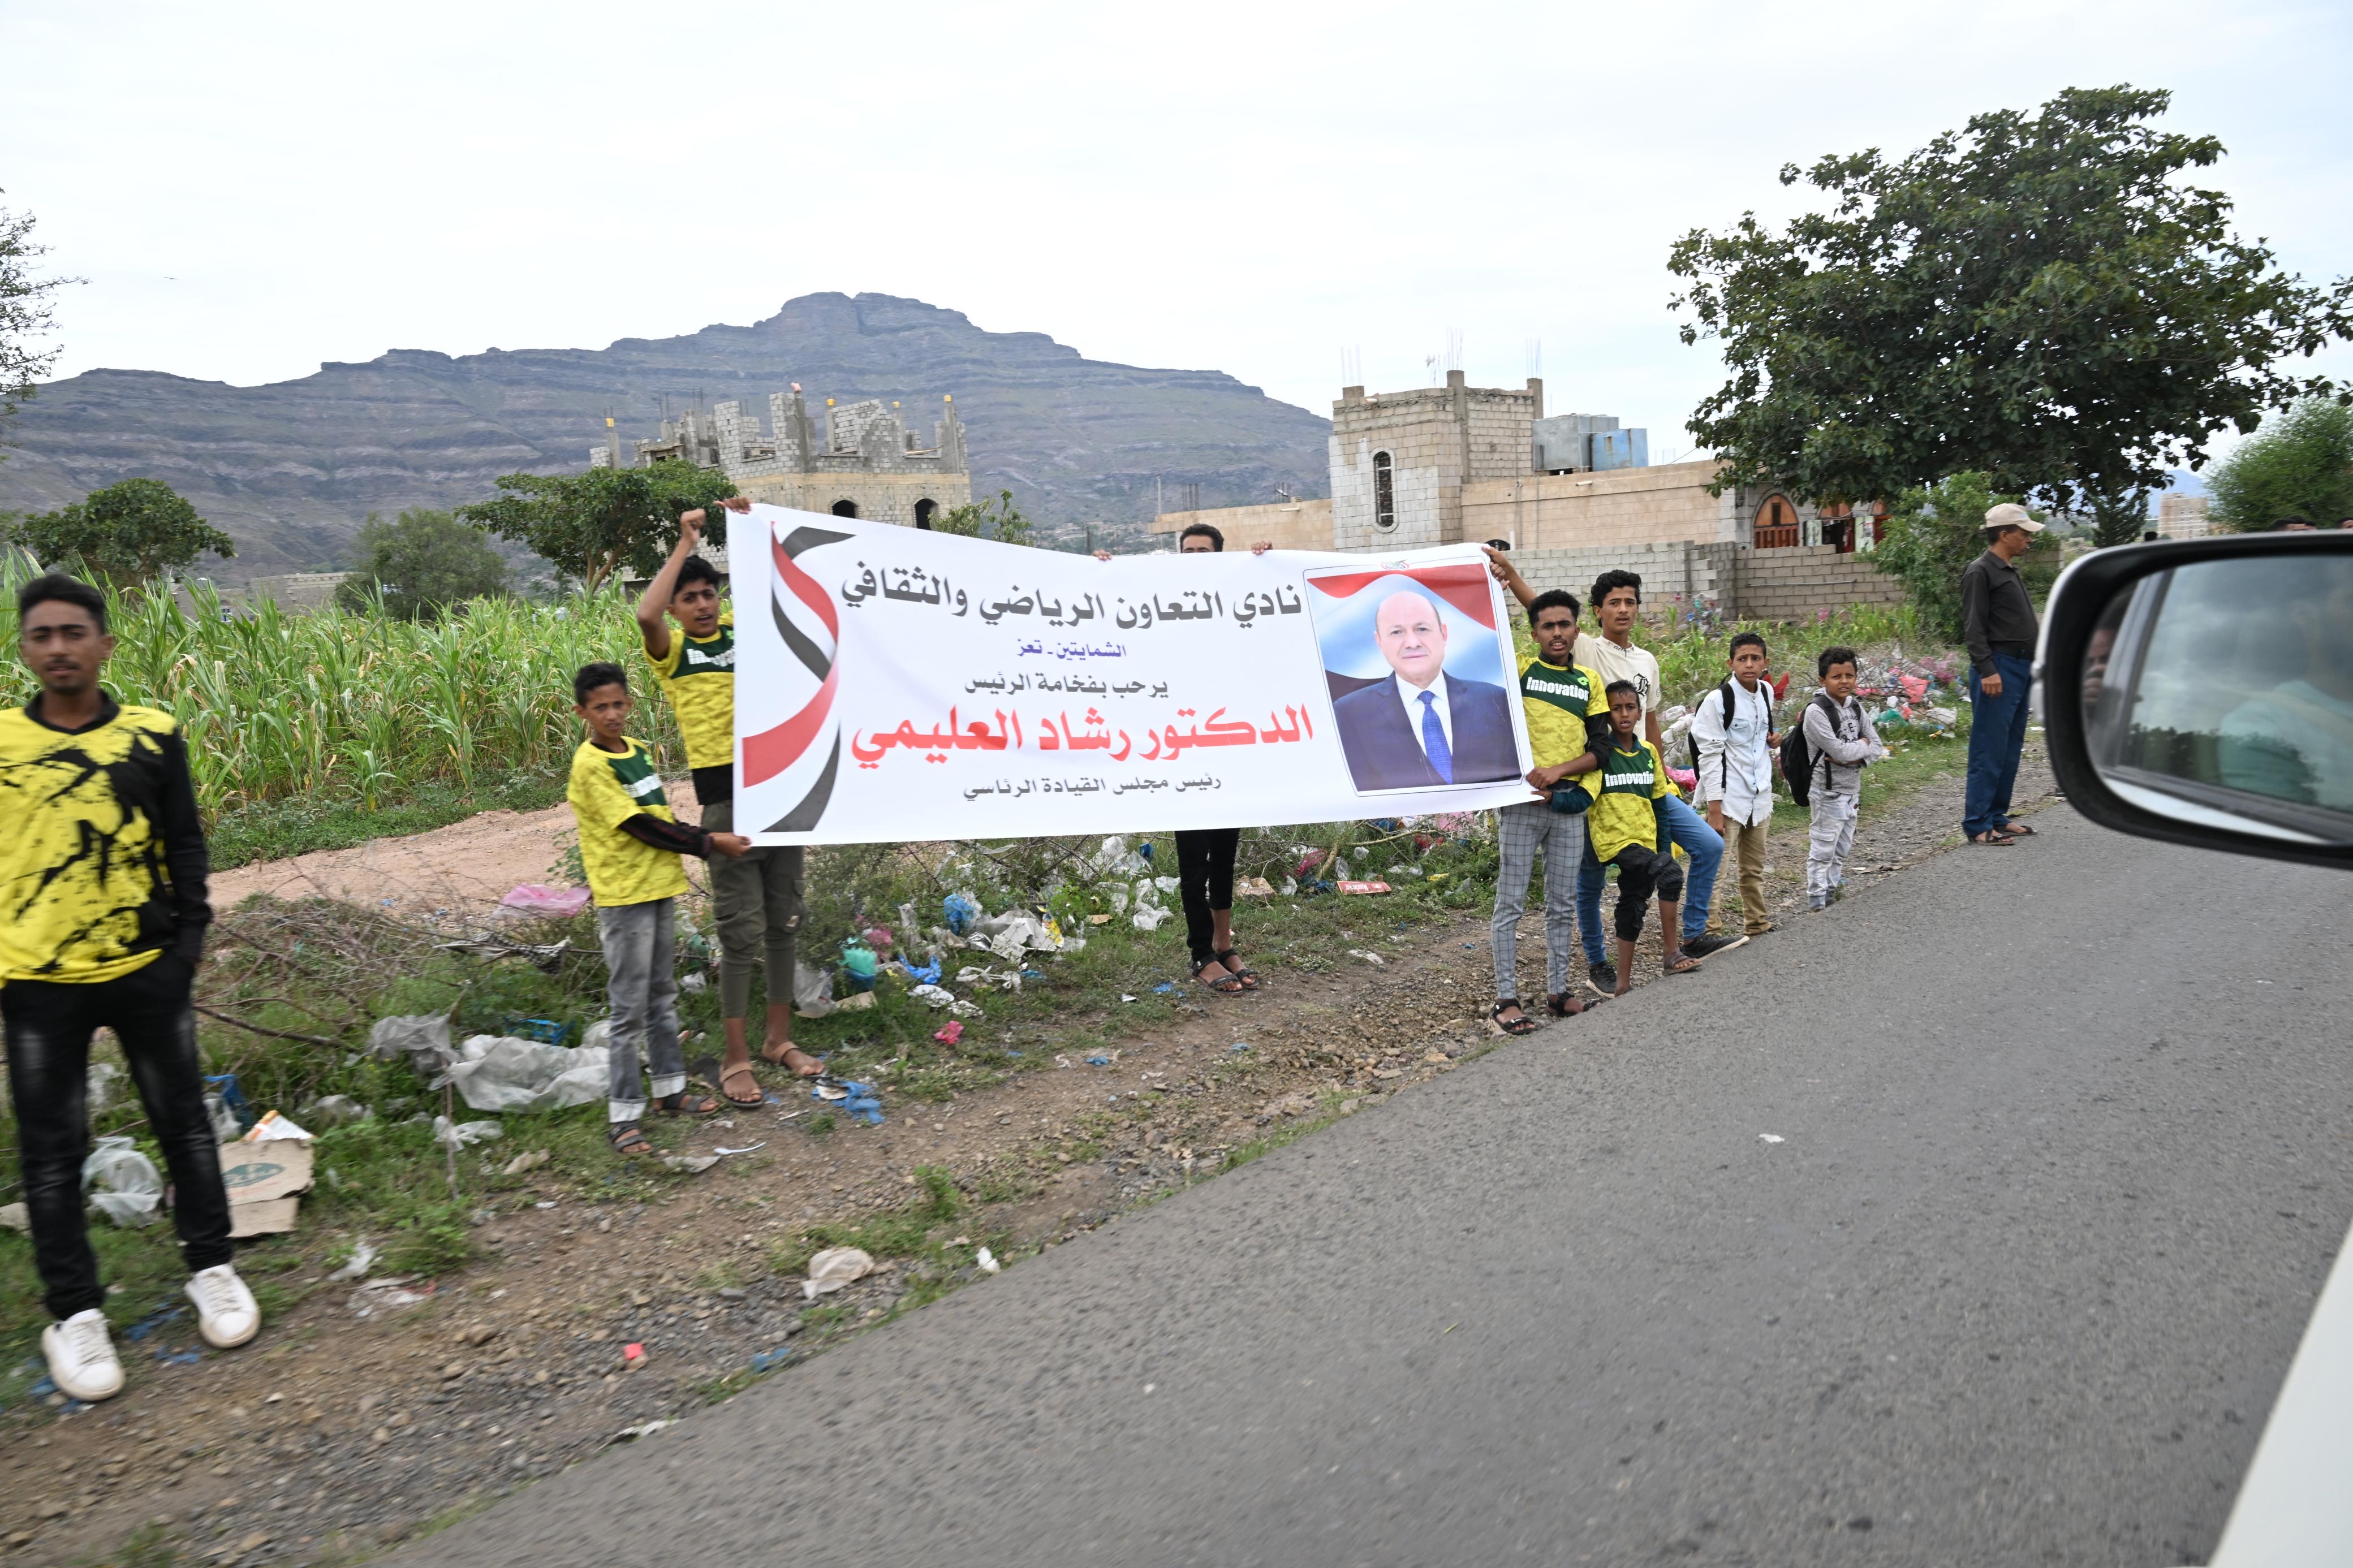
[637,499,824,1105]
[1480,551,1609,1032]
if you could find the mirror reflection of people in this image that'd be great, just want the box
[1096,523,1269,992]
[1962,502,2045,845]
[1330,588,1519,791]
[2216,567,2353,810]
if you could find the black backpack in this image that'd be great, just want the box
[1778,693,1843,809]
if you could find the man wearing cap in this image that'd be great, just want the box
[1960,503,2044,845]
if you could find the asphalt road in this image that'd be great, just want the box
[402,807,2353,1568]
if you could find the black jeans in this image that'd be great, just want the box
[1173,828,1240,964]
[4,956,233,1319]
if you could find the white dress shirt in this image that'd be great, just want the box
[1394,673,1453,767]
[1690,677,1777,826]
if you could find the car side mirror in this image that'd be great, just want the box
[2039,533,2353,870]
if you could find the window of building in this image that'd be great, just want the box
[1753,495,1800,549]
[831,499,859,519]
[1372,451,1396,531]
[914,498,936,529]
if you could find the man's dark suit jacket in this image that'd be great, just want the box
[1331,673,1520,791]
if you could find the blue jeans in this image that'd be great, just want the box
[1578,792,1724,960]
[1964,651,2034,838]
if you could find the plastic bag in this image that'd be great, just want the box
[432,1116,505,1150]
[445,1035,609,1114]
[909,983,955,1009]
[801,1246,875,1299]
[498,883,593,918]
[1132,906,1170,932]
[368,1014,454,1075]
[82,1135,162,1228]
[794,961,837,1018]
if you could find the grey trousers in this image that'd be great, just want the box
[1492,800,1586,1001]
[699,798,803,1021]
[598,897,685,1122]
[1807,791,1858,904]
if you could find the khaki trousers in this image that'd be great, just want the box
[1705,814,1773,936]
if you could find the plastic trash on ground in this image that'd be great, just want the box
[839,941,879,993]
[942,893,980,937]
[303,1094,372,1126]
[432,1116,505,1150]
[0,1202,27,1233]
[793,961,837,1019]
[801,1246,876,1299]
[947,998,984,1018]
[1131,906,1170,931]
[326,1241,379,1284]
[498,884,593,919]
[82,1135,162,1228]
[445,1034,609,1114]
[368,1014,455,1075]
[908,983,955,1008]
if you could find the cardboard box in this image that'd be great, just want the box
[218,1112,315,1238]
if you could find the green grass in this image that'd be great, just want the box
[210,766,567,869]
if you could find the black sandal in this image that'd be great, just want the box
[1489,999,1540,1036]
[608,1124,652,1156]
[1545,991,1602,1017]
[1213,948,1260,990]
[656,1090,723,1117]
[1191,956,1247,995]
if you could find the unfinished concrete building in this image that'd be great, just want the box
[591,388,973,529]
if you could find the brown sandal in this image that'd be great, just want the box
[761,1044,825,1078]
[718,1062,765,1109]
[1971,830,2015,846]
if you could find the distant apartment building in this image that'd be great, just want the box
[2157,493,2212,539]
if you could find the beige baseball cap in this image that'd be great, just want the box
[1983,502,2044,533]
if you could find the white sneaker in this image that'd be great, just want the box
[187,1263,261,1349]
[41,1308,125,1402]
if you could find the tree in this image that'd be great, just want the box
[2204,398,2353,531]
[1669,85,2353,512]
[2083,482,2155,548]
[1872,471,2058,641]
[933,489,1034,548]
[457,463,732,593]
[6,478,235,589]
[1,196,76,449]
[335,507,510,620]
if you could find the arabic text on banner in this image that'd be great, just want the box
[725,507,1539,844]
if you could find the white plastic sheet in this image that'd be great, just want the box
[443,1034,609,1114]
[82,1134,162,1227]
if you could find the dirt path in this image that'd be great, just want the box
[210,795,710,925]
[2,753,2055,1567]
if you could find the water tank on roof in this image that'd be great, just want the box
[1532,413,1622,473]
[1589,429,1649,471]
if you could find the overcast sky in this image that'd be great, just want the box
[10,0,2349,464]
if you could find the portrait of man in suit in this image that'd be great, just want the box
[1329,588,1522,791]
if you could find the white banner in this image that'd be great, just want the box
[726,506,1537,844]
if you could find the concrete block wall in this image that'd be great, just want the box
[735,470,971,528]
[1503,541,1734,624]
[1464,461,1739,551]
[1731,545,1905,623]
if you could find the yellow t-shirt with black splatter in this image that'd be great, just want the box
[0,700,199,984]
[1518,655,1609,771]
[566,737,688,908]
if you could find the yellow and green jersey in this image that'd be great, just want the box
[0,695,211,984]
[1584,738,1677,863]
[648,611,735,794]
[566,736,689,908]
[1518,655,1609,772]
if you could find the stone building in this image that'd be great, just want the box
[1152,373,1898,624]
[2156,493,2212,539]
[591,388,972,530]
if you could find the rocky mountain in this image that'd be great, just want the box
[0,293,1333,580]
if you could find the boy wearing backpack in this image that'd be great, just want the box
[1579,680,1703,994]
[1794,646,1886,911]
[1688,630,1778,941]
